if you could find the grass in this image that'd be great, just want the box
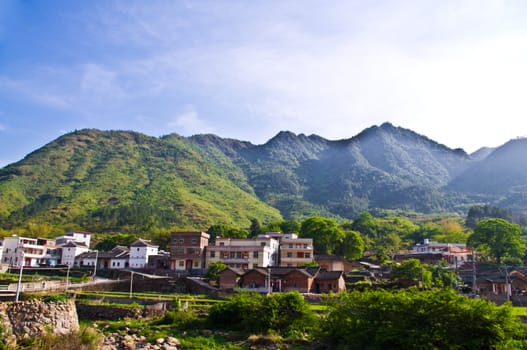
[511,306,527,317]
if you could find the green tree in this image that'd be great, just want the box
[207,224,247,243]
[351,212,380,239]
[339,230,365,260]
[317,289,527,349]
[467,218,525,264]
[390,259,432,289]
[249,218,263,237]
[206,261,228,286]
[300,216,345,255]
[94,233,136,251]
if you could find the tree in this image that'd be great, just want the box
[351,212,380,239]
[249,218,262,237]
[339,230,365,260]
[300,216,345,255]
[317,289,527,349]
[390,259,432,289]
[94,233,137,251]
[206,261,228,286]
[207,224,247,243]
[467,218,525,264]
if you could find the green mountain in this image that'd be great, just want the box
[0,124,525,232]
[0,129,281,231]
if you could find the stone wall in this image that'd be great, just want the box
[0,300,79,339]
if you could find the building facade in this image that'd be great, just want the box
[170,232,210,271]
[206,236,279,269]
[279,235,314,267]
[61,241,90,267]
[129,239,159,269]
[2,236,47,267]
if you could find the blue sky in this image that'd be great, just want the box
[1,0,527,167]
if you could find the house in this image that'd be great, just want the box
[147,251,171,270]
[170,231,210,271]
[2,236,48,267]
[219,267,245,290]
[279,235,314,267]
[61,241,90,267]
[206,236,279,270]
[129,239,158,269]
[55,231,92,248]
[411,239,473,266]
[282,269,316,292]
[313,270,346,293]
[76,246,130,270]
[37,238,60,266]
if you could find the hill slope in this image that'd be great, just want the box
[0,124,526,231]
[0,129,281,231]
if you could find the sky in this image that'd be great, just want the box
[1,0,527,167]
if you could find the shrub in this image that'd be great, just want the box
[316,289,527,349]
[208,291,316,335]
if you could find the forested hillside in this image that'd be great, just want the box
[0,123,526,232]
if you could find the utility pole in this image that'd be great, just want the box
[504,264,510,302]
[129,271,134,299]
[93,250,99,279]
[472,249,477,296]
[15,246,25,302]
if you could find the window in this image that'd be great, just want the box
[253,251,258,258]
[236,252,242,258]
[260,242,266,246]
[178,261,184,267]
[253,263,258,268]
[305,253,311,258]
[219,242,225,246]
[288,244,293,248]
[210,251,216,258]
[179,238,184,243]
[172,238,178,243]
[194,261,199,267]
[191,238,197,244]
[287,252,293,258]
[230,252,236,258]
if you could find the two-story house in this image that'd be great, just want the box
[2,236,47,267]
[129,239,158,269]
[170,231,210,271]
[206,236,279,269]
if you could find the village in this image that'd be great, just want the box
[1,230,525,303]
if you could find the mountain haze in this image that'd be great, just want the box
[0,124,525,232]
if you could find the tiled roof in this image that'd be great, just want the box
[130,239,158,248]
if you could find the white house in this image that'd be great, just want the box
[2,236,47,267]
[55,231,92,248]
[61,241,90,267]
[206,236,280,270]
[76,246,129,270]
[129,239,158,269]
[412,239,473,265]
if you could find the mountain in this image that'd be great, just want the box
[449,138,527,211]
[0,124,525,232]
[0,129,281,231]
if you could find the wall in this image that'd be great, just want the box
[0,300,79,339]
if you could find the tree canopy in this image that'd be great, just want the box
[467,218,525,264]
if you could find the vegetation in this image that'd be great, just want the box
[317,289,527,350]
[468,218,525,264]
[1,125,526,234]
[208,291,316,336]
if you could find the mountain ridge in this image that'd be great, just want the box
[0,124,525,231]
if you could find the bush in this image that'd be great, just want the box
[208,291,316,335]
[316,289,527,349]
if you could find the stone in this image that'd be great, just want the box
[156,338,165,344]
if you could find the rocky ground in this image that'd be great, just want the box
[101,332,180,350]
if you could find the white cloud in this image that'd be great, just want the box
[167,107,214,136]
